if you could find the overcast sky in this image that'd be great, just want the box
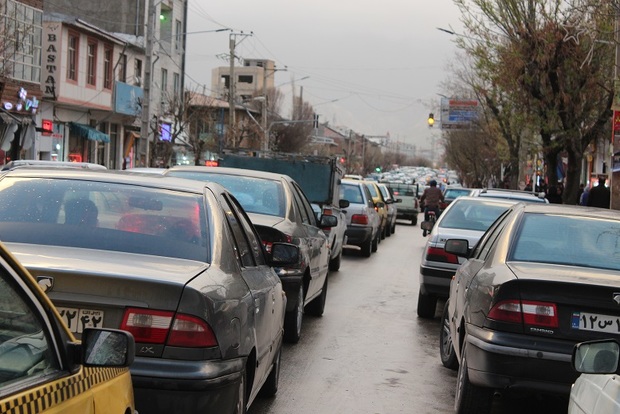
[184,0,464,154]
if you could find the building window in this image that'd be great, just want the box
[87,39,97,86]
[161,68,168,93]
[118,53,127,82]
[134,59,142,86]
[103,45,113,89]
[238,75,253,84]
[1,0,43,83]
[175,19,182,51]
[173,72,180,96]
[67,32,79,82]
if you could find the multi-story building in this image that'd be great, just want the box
[211,58,276,103]
[0,0,44,165]
[39,13,145,168]
[45,0,188,166]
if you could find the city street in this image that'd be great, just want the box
[248,221,569,414]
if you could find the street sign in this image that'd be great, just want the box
[440,98,479,129]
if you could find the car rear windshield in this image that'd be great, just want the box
[444,189,471,199]
[340,184,364,204]
[166,171,286,218]
[511,213,620,271]
[440,200,512,231]
[0,178,208,262]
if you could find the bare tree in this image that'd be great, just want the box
[453,0,615,202]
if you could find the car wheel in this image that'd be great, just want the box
[360,237,372,258]
[371,231,379,252]
[417,291,437,318]
[306,275,328,316]
[385,222,392,237]
[412,215,418,226]
[439,301,458,370]
[284,285,304,343]
[391,222,396,234]
[234,369,247,414]
[381,224,386,239]
[455,340,493,414]
[259,343,281,397]
[329,249,341,271]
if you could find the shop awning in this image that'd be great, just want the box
[69,122,110,143]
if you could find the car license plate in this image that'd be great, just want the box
[571,311,620,334]
[57,307,104,333]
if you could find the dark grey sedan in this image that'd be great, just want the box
[164,166,336,344]
[0,168,298,414]
[442,203,620,413]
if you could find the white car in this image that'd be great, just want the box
[569,339,620,414]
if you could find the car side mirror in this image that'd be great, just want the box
[376,202,385,209]
[269,242,300,266]
[319,214,338,228]
[339,199,350,208]
[573,339,620,374]
[395,198,402,203]
[82,328,135,367]
[444,239,470,257]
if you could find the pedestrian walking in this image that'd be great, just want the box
[587,177,610,209]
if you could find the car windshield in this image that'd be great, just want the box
[0,177,208,262]
[167,171,286,217]
[510,213,620,271]
[440,200,512,231]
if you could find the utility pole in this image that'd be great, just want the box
[228,33,236,147]
[140,0,155,167]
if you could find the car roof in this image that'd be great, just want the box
[168,165,290,182]
[1,160,107,171]
[519,202,620,219]
[0,167,215,194]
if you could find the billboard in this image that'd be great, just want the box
[440,98,479,129]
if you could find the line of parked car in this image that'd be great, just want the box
[416,185,620,414]
[0,162,419,414]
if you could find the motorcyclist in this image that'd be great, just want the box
[420,180,444,223]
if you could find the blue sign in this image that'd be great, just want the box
[115,81,143,116]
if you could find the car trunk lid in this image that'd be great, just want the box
[7,243,208,337]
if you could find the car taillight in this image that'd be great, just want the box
[488,300,558,328]
[351,214,369,225]
[121,307,218,347]
[425,247,459,264]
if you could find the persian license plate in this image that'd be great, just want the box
[57,307,104,333]
[571,311,620,334]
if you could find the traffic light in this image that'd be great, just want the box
[428,113,435,127]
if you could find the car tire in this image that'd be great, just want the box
[385,222,392,237]
[381,224,386,239]
[306,275,328,316]
[440,301,458,370]
[360,237,372,258]
[417,291,437,318]
[412,215,418,226]
[284,285,304,343]
[329,249,342,271]
[455,340,493,414]
[234,369,247,414]
[391,221,396,234]
[259,343,281,397]
[371,231,379,252]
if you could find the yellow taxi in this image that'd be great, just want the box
[362,180,389,239]
[0,241,136,414]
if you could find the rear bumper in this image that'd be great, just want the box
[464,324,576,395]
[396,209,418,220]
[345,226,373,245]
[131,356,245,413]
[419,264,454,297]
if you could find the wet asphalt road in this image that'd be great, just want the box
[248,221,569,414]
